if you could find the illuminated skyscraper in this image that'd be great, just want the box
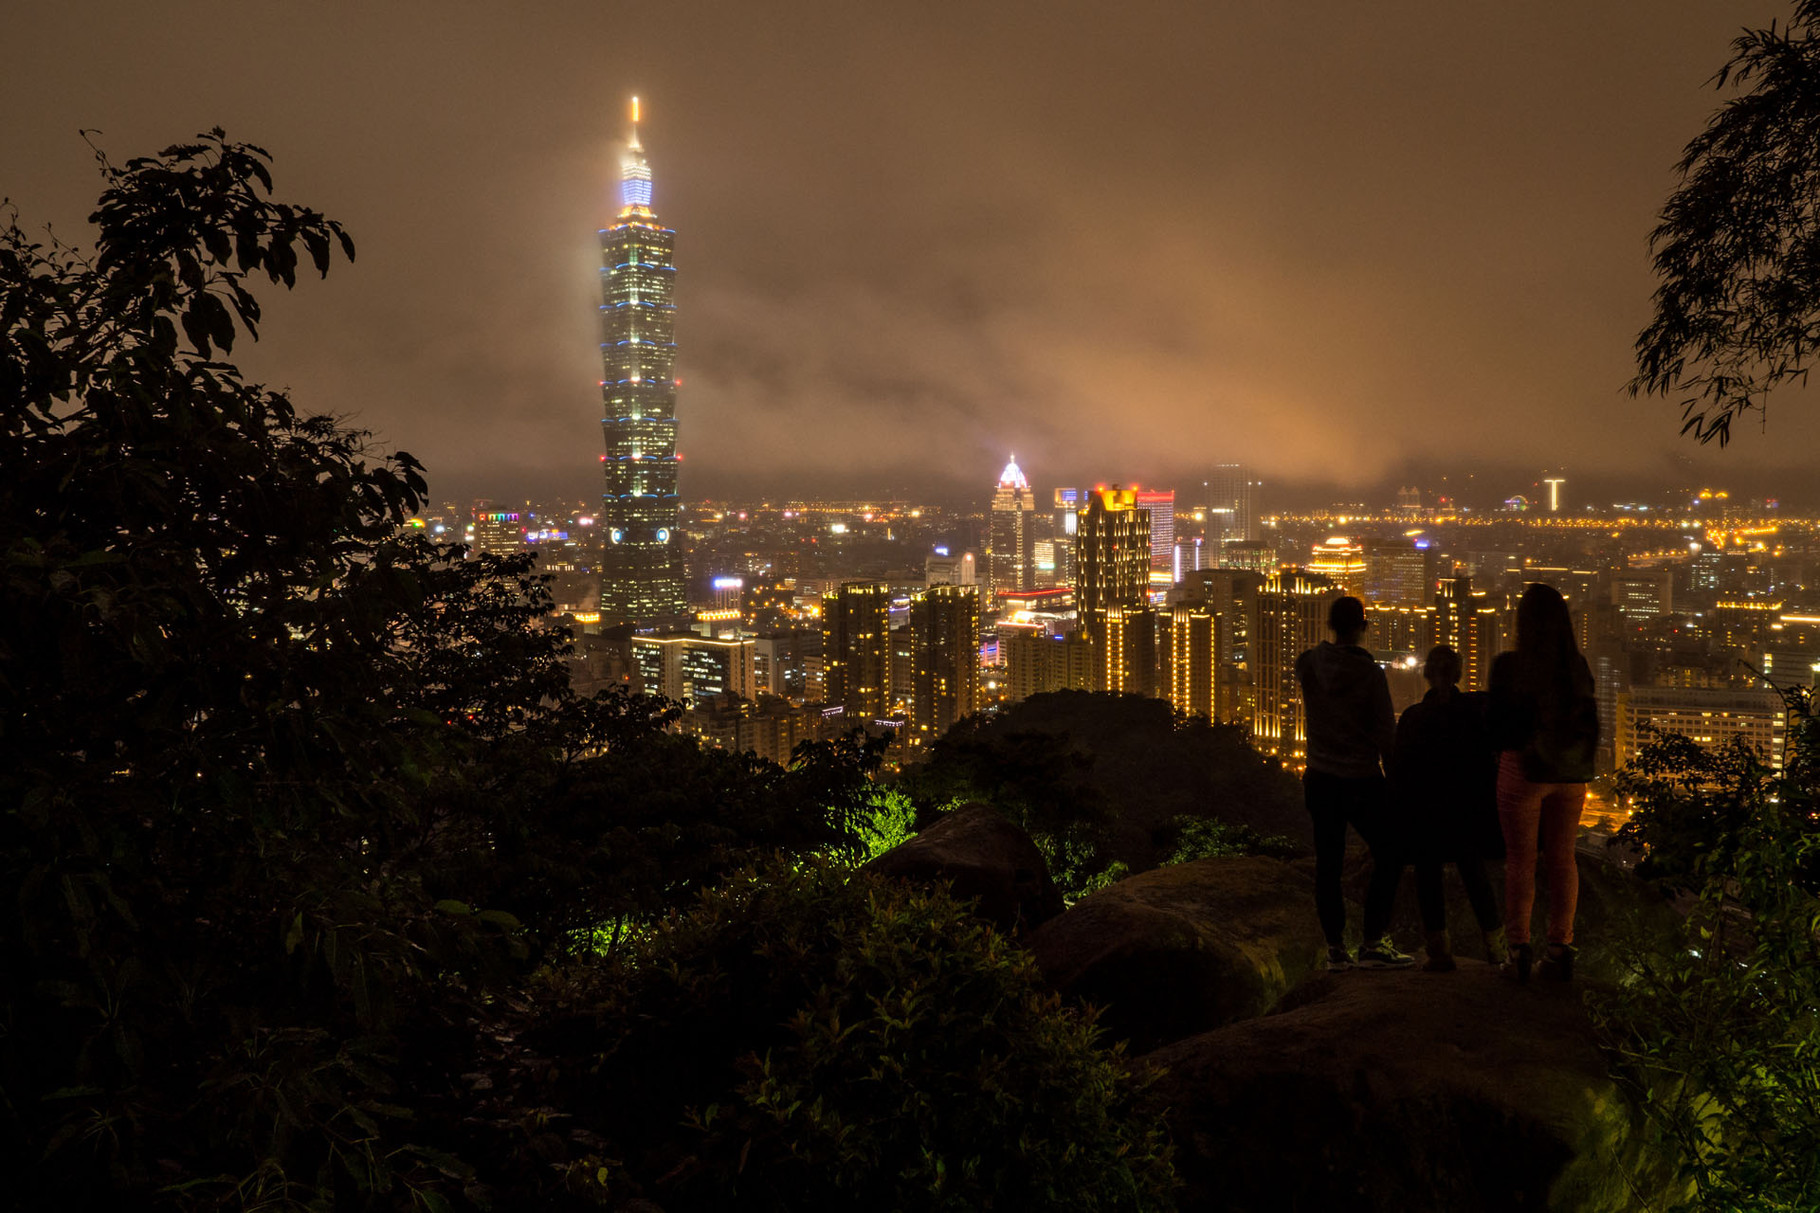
[1075,488,1152,615]
[598,97,686,624]
[1253,569,1340,765]
[1307,536,1367,599]
[909,584,981,745]
[1135,488,1176,579]
[822,582,892,720]
[1205,463,1259,545]
[986,456,1037,605]
[1077,488,1156,694]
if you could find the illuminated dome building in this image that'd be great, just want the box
[986,455,1037,606]
[598,97,686,625]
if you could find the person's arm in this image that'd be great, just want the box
[1371,667,1396,764]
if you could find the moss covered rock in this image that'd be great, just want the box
[1027,856,1327,1054]
[1150,964,1684,1212]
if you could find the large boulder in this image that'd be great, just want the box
[860,802,1065,933]
[1150,964,1684,1213]
[1026,856,1327,1053]
[1346,844,1682,978]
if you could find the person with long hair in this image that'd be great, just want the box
[1488,583,1599,982]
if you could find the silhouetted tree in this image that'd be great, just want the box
[0,132,880,1209]
[1632,2,1820,444]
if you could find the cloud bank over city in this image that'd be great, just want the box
[6,1,1817,504]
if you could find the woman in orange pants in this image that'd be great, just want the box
[1487,584,1599,983]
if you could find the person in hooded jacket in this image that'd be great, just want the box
[1295,595,1411,970]
[1488,583,1600,983]
[1391,644,1507,972]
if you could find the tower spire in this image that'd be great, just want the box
[618,95,654,214]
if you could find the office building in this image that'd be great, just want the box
[1052,487,1082,587]
[1003,631,1095,702]
[1612,571,1674,626]
[1307,536,1367,600]
[599,98,687,624]
[1364,538,1436,606]
[1434,575,1505,691]
[1135,488,1176,577]
[1166,601,1226,721]
[1252,569,1341,765]
[821,581,892,719]
[909,585,981,745]
[1615,686,1787,772]
[986,456,1037,603]
[1205,463,1258,544]
[630,633,758,703]
[1076,488,1152,614]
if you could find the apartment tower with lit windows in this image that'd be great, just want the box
[598,98,687,624]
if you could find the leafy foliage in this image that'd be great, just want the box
[903,691,1305,898]
[0,133,880,1209]
[1631,1,1820,444]
[475,858,1178,1211]
[1591,688,1820,1210]
[1158,815,1299,866]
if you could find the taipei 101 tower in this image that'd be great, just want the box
[598,97,686,624]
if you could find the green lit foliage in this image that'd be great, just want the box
[475,858,1178,1211]
[855,785,919,861]
[904,691,1304,899]
[1631,1,1820,445]
[1158,815,1299,867]
[1590,688,1820,1210]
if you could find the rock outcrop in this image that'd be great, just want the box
[1150,963,1684,1213]
[860,803,1065,934]
[1027,856,1327,1053]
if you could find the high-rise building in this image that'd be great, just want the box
[1364,538,1436,606]
[822,582,891,720]
[1205,464,1258,544]
[986,456,1037,605]
[1075,488,1152,615]
[909,585,981,746]
[1616,687,1787,772]
[1166,601,1225,721]
[470,502,527,556]
[598,98,686,625]
[1611,571,1674,626]
[1076,488,1157,694]
[1433,575,1505,691]
[1135,489,1176,578]
[1050,488,1082,588]
[631,633,759,703]
[1253,569,1340,765]
[1003,631,1095,702]
[1307,536,1367,599]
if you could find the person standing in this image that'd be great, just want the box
[1489,583,1599,983]
[1391,645,1507,972]
[1296,596,1410,970]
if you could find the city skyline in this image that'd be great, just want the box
[7,3,1820,510]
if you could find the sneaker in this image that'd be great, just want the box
[1356,939,1415,969]
[1502,942,1534,984]
[1325,946,1353,972]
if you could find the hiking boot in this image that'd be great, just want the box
[1481,926,1510,968]
[1422,930,1456,972]
[1325,946,1353,972]
[1539,943,1576,983]
[1502,942,1533,984]
[1356,938,1415,969]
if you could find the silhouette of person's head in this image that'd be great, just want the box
[1328,596,1367,645]
[1423,644,1462,691]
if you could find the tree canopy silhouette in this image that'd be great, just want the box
[1632,2,1820,444]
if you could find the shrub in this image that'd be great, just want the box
[1158,815,1299,866]
[482,858,1178,1211]
[1590,688,1820,1210]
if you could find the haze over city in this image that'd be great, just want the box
[7,2,1820,508]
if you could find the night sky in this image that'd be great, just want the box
[6,3,1814,507]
